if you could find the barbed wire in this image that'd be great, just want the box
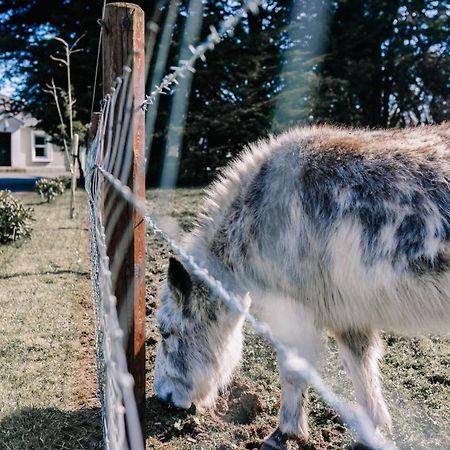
[141,0,261,110]
[85,1,266,447]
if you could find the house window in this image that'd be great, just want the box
[32,132,52,162]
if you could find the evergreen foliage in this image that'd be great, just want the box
[313,0,450,127]
[0,1,155,139]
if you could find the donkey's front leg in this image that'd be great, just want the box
[279,361,310,438]
[262,326,322,450]
[261,354,311,450]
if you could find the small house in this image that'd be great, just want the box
[0,95,68,175]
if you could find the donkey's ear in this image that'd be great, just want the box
[168,257,192,303]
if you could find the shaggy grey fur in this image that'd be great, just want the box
[154,124,450,449]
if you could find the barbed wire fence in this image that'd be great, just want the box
[85,1,396,449]
[87,86,145,450]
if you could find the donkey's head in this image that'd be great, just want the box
[154,257,249,409]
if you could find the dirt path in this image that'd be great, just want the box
[0,191,101,450]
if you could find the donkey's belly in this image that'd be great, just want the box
[316,274,450,335]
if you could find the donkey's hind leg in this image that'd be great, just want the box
[335,329,392,432]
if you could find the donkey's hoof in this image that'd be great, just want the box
[260,428,288,450]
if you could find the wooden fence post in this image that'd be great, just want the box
[102,1,146,437]
[69,133,79,219]
[89,112,101,142]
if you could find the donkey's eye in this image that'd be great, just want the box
[161,331,171,340]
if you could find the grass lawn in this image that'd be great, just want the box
[0,190,101,450]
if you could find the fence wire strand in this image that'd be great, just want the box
[85,1,396,449]
[140,0,261,111]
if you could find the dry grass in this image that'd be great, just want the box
[0,191,101,450]
[145,188,450,450]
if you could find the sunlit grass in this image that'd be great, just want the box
[0,191,101,450]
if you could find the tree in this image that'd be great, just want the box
[312,0,449,127]
[0,1,103,137]
[148,0,294,185]
[146,0,449,186]
[386,0,450,125]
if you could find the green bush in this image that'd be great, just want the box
[56,175,71,189]
[34,177,65,203]
[0,190,34,244]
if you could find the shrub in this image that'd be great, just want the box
[56,175,71,189]
[34,177,65,203]
[0,190,34,244]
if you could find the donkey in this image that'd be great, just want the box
[153,124,450,449]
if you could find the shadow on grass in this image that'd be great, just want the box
[20,199,74,209]
[22,200,47,206]
[0,406,102,450]
[0,269,90,280]
[40,226,89,231]
[1,397,202,449]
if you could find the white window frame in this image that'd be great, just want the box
[31,131,53,162]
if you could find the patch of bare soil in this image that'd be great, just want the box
[145,188,450,450]
[217,380,265,425]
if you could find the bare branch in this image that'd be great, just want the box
[53,36,69,48]
[50,55,68,66]
[70,31,87,51]
[49,32,86,191]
